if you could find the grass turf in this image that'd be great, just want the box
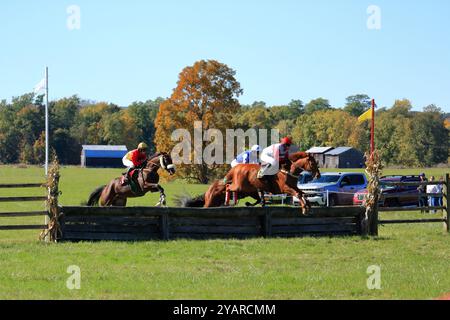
[0,165,448,300]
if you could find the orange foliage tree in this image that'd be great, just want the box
[155,60,243,183]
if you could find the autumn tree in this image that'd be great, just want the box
[304,98,332,114]
[343,94,371,117]
[154,60,243,183]
[292,109,369,151]
[72,102,121,145]
[127,98,163,152]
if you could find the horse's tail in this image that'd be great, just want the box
[173,193,205,207]
[87,185,106,207]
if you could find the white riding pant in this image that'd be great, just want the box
[122,156,134,168]
[260,151,279,176]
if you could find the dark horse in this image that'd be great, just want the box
[87,152,176,207]
[176,152,320,214]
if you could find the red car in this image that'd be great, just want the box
[353,175,421,207]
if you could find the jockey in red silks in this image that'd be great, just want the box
[122,142,148,185]
[257,137,292,179]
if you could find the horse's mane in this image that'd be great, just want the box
[289,151,309,162]
[148,152,164,161]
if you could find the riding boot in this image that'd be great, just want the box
[122,168,133,185]
[257,164,271,179]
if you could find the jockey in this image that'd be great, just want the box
[231,145,261,168]
[257,137,292,179]
[122,142,148,185]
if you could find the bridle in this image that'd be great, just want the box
[159,155,175,171]
[287,156,320,179]
[142,154,176,177]
[280,169,300,179]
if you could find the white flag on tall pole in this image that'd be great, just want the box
[33,68,49,176]
[34,77,46,94]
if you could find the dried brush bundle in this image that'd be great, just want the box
[40,155,62,242]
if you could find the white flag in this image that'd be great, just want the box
[34,77,46,94]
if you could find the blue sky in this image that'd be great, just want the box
[1,0,449,111]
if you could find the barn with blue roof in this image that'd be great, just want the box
[81,145,128,168]
[324,147,365,169]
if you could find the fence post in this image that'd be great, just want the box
[370,202,379,236]
[444,173,449,233]
[161,212,169,240]
[262,208,272,238]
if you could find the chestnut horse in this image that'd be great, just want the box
[216,153,320,214]
[176,152,320,214]
[87,152,176,207]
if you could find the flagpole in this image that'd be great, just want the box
[45,67,49,176]
[370,98,375,157]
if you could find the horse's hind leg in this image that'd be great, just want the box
[259,190,266,207]
[245,192,262,207]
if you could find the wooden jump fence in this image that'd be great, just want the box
[0,183,48,231]
[58,206,366,241]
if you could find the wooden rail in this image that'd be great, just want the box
[382,181,444,186]
[380,219,445,225]
[0,196,47,202]
[379,206,446,212]
[0,183,43,189]
[381,193,444,199]
[0,225,48,230]
[0,183,48,232]
[0,211,48,217]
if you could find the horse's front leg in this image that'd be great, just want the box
[155,185,167,207]
[144,183,167,207]
[281,186,309,215]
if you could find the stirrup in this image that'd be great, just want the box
[257,170,264,179]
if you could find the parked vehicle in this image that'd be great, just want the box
[298,172,314,185]
[294,172,367,206]
[353,175,421,207]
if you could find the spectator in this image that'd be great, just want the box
[417,173,428,213]
[426,176,438,214]
[437,176,444,211]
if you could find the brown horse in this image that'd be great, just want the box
[87,152,176,207]
[176,152,320,213]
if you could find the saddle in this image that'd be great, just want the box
[121,169,143,195]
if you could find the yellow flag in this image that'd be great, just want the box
[358,108,372,122]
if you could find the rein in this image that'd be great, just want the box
[143,155,175,173]
[143,156,162,173]
[280,169,300,179]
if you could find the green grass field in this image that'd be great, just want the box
[0,165,449,300]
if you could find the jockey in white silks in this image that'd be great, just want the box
[231,145,261,168]
[257,137,292,179]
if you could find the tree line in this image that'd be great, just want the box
[1,60,448,182]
